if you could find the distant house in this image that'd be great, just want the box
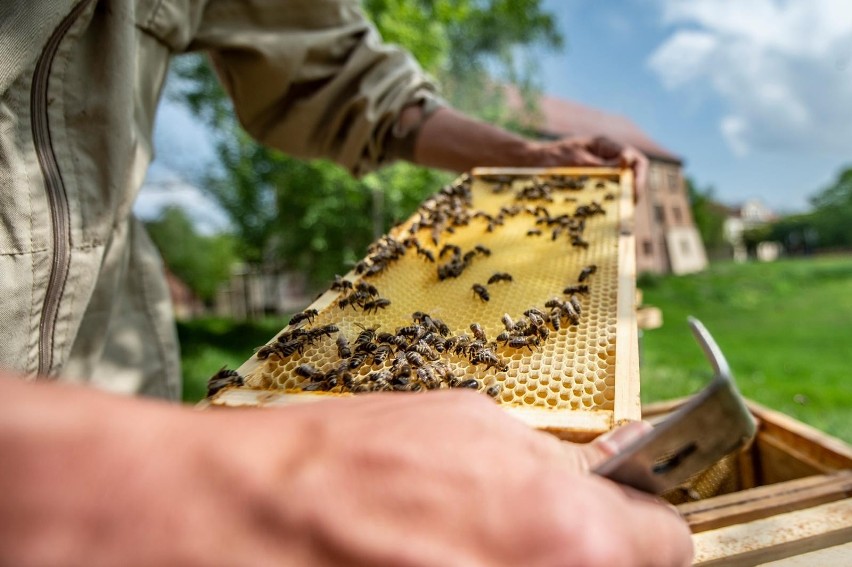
[722,200,781,262]
[507,91,708,275]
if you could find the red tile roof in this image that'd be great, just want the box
[505,88,682,164]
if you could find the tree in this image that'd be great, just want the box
[808,166,852,249]
[685,177,728,257]
[145,206,238,302]
[171,1,563,287]
[744,165,851,255]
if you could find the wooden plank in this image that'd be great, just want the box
[748,400,852,473]
[755,541,852,566]
[679,470,852,533]
[636,306,662,330]
[210,387,614,442]
[613,168,641,425]
[757,433,830,485]
[471,166,622,177]
[692,499,852,566]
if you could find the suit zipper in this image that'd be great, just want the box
[31,0,94,376]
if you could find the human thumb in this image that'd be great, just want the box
[572,420,653,471]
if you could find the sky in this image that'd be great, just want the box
[535,0,852,213]
[139,0,852,226]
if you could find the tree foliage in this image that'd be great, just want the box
[685,177,728,256]
[145,206,238,302]
[171,1,562,287]
[746,165,852,254]
[808,166,852,248]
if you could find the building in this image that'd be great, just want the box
[723,200,781,262]
[507,91,708,275]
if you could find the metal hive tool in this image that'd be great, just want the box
[594,317,758,494]
[208,167,640,441]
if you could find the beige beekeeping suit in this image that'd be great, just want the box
[0,0,439,398]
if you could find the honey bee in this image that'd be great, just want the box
[488,272,513,284]
[578,265,597,282]
[276,340,303,358]
[342,372,357,390]
[391,373,411,390]
[372,345,392,365]
[523,309,545,327]
[390,334,410,349]
[416,366,440,389]
[604,192,616,201]
[501,313,514,331]
[549,309,561,331]
[470,348,507,371]
[348,353,368,369]
[363,298,391,313]
[405,350,426,368]
[397,325,420,337]
[255,344,276,360]
[439,243,461,259]
[289,308,318,326]
[458,378,480,389]
[416,246,436,263]
[354,324,378,347]
[356,281,378,297]
[470,323,487,342]
[355,341,379,355]
[526,228,542,237]
[310,324,339,339]
[563,284,589,295]
[474,244,491,257]
[376,332,395,344]
[571,236,589,249]
[486,384,502,398]
[569,295,583,316]
[206,367,244,397]
[432,317,450,337]
[507,336,540,352]
[392,360,412,380]
[408,341,435,358]
[472,283,490,302]
[370,370,393,391]
[295,364,323,382]
[563,303,580,326]
[330,275,353,291]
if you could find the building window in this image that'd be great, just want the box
[643,240,653,256]
[673,206,682,223]
[668,171,679,193]
[654,205,665,223]
[651,167,662,192]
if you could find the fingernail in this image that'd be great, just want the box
[596,421,653,454]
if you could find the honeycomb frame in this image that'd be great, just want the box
[208,167,640,441]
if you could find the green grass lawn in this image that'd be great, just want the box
[639,254,852,443]
[179,255,851,443]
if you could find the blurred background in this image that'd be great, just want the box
[138,0,851,442]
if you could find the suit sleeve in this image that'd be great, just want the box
[191,0,443,176]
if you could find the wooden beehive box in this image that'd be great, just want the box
[642,399,852,566]
[207,167,640,441]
